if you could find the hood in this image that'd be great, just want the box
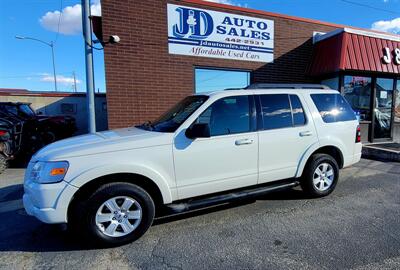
[32,127,173,161]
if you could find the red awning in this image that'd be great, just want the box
[309,29,400,76]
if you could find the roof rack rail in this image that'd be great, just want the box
[245,83,331,90]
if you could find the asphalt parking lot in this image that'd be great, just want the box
[0,158,399,270]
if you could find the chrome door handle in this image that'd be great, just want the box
[299,131,313,137]
[235,138,254,145]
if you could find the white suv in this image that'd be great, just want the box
[23,84,362,246]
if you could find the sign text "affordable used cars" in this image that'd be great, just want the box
[167,4,274,63]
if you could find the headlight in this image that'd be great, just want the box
[30,161,69,184]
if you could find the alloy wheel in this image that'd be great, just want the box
[313,163,334,192]
[95,196,142,238]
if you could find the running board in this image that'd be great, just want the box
[163,180,299,214]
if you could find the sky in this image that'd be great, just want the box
[0,0,399,93]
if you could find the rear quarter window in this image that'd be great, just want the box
[311,94,356,123]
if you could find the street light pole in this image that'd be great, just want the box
[15,36,58,92]
[50,41,58,92]
[81,0,96,133]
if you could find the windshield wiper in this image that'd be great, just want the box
[139,120,154,131]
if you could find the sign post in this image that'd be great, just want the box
[81,0,96,133]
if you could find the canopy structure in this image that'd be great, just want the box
[309,28,400,76]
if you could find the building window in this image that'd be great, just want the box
[195,68,250,93]
[395,79,400,123]
[60,103,77,114]
[343,76,372,121]
[321,77,339,90]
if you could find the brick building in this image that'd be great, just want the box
[101,0,400,143]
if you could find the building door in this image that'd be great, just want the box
[373,78,394,140]
[343,76,372,142]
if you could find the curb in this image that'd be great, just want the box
[362,146,400,163]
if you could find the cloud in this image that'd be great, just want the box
[203,0,236,4]
[40,74,81,85]
[371,17,400,34]
[39,2,101,35]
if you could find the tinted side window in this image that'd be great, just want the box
[260,94,292,130]
[197,96,250,136]
[0,105,18,115]
[311,94,356,123]
[289,95,306,126]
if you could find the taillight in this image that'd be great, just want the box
[0,130,8,137]
[355,125,361,143]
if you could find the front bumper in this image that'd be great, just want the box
[23,178,78,224]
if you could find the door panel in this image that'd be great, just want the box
[173,95,258,199]
[174,133,258,199]
[258,126,316,183]
[257,94,318,183]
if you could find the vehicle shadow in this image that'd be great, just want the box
[154,188,309,225]
[0,184,307,252]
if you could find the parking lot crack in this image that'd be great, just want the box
[149,237,183,270]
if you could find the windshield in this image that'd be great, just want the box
[19,104,36,117]
[136,95,208,132]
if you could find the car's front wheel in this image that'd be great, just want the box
[69,182,155,247]
[300,153,339,198]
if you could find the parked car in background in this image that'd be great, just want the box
[23,84,362,247]
[0,102,76,141]
[0,102,76,172]
[0,118,19,173]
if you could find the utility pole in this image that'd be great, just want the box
[81,0,96,133]
[72,71,77,92]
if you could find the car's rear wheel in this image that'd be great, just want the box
[300,153,339,198]
[69,182,155,247]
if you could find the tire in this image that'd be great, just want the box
[69,182,155,247]
[300,153,339,198]
[42,131,56,144]
[0,154,8,174]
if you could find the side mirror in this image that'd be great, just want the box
[185,123,210,139]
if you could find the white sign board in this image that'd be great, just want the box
[167,4,274,63]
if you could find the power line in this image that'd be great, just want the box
[0,75,44,79]
[339,0,400,15]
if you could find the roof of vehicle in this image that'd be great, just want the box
[0,102,31,106]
